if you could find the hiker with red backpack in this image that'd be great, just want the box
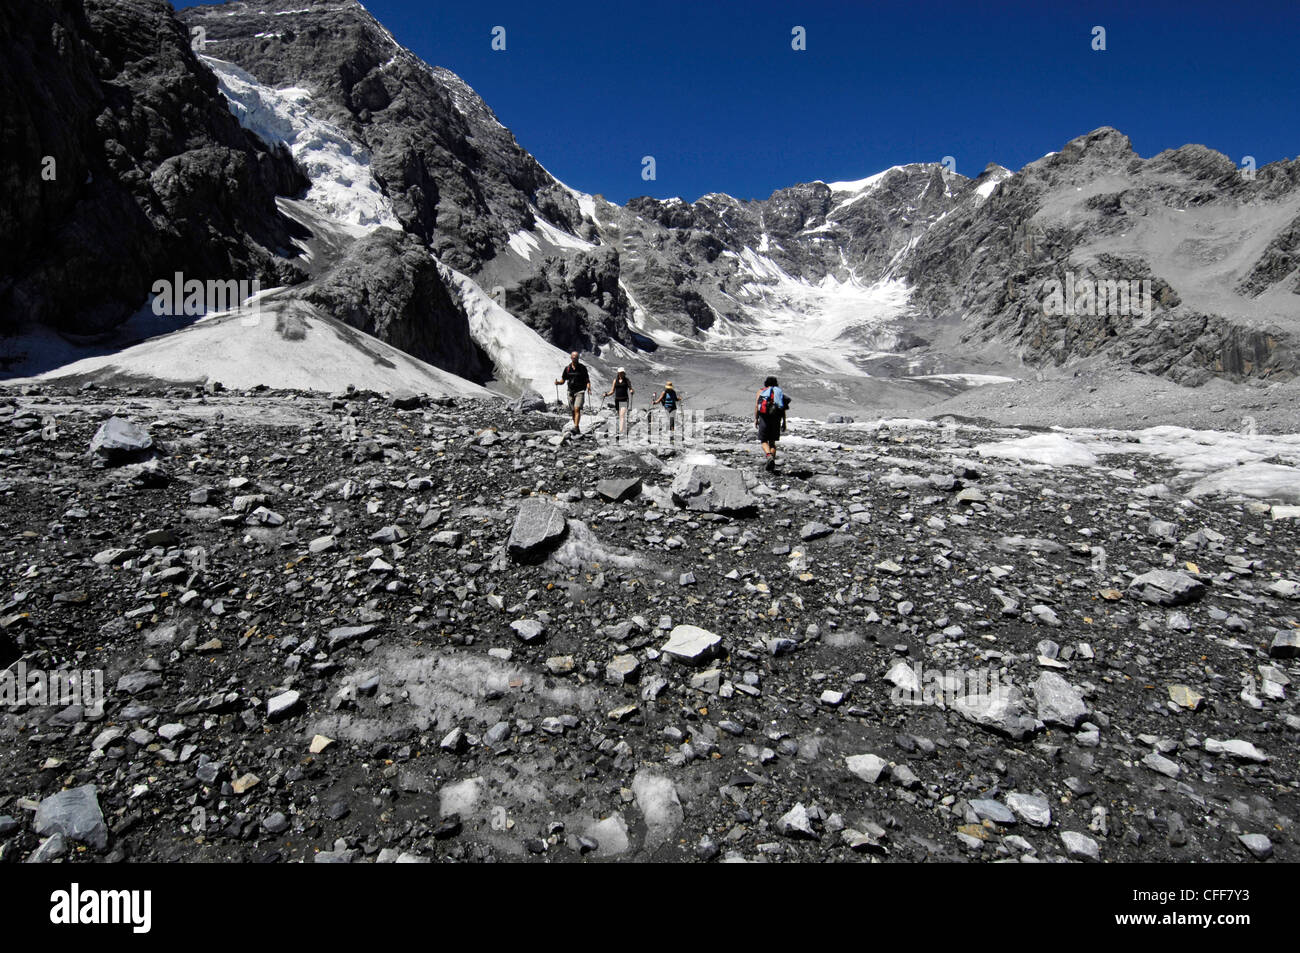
[755,375,789,471]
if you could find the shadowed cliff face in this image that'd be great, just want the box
[0,0,310,335]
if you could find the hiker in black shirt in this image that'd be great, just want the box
[603,367,634,440]
[555,351,591,432]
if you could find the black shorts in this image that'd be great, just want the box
[757,415,781,443]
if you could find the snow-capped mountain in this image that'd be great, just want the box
[3,0,1297,402]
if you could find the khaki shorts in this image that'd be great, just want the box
[569,391,586,411]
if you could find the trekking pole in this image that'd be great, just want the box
[554,382,560,410]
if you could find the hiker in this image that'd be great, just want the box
[651,380,682,440]
[555,351,591,432]
[603,367,634,439]
[755,375,789,471]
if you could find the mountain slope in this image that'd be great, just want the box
[0,0,308,336]
[4,0,1297,399]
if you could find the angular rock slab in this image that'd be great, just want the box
[670,465,757,515]
[952,685,1043,741]
[846,754,889,784]
[507,498,568,563]
[88,417,154,465]
[1033,672,1088,728]
[1127,570,1205,606]
[34,785,108,850]
[596,477,642,503]
[1270,629,1299,659]
[662,624,722,665]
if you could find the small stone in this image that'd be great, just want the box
[510,619,545,643]
[1168,685,1204,710]
[1033,672,1087,728]
[608,704,639,723]
[545,655,576,675]
[1127,570,1205,606]
[969,799,1016,825]
[309,735,334,754]
[1006,792,1052,828]
[605,654,641,685]
[267,690,301,722]
[662,624,722,665]
[1203,738,1268,762]
[845,754,889,783]
[1142,752,1182,779]
[1060,830,1100,861]
[776,802,819,840]
[1238,833,1273,860]
[507,499,568,562]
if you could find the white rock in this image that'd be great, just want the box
[662,624,722,664]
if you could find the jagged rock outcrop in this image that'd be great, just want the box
[294,228,490,382]
[903,128,1300,383]
[0,0,308,336]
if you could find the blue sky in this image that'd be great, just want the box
[190,0,1299,203]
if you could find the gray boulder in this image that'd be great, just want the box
[1270,629,1300,659]
[1127,570,1205,605]
[670,465,757,514]
[952,685,1043,741]
[507,498,568,562]
[33,785,108,850]
[513,389,548,413]
[88,417,154,465]
[661,625,723,665]
[1033,672,1088,728]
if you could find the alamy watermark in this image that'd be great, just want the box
[890,663,1006,707]
[586,406,704,447]
[1040,271,1153,327]
[1,662,104,716]
[151,273,261,325]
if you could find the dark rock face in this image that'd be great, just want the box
[505,246,634,351]
[180,0,568,275]
[294,229,490,382]
[0,0,308,336]
[178,0,630,355]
